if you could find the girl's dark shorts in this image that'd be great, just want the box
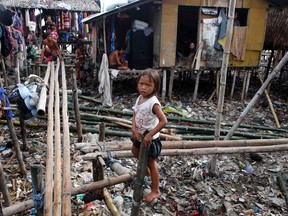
[132,137,162,159]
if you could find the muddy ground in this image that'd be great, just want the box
[1,69,288,216]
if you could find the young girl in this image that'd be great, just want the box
[131,69,168,203]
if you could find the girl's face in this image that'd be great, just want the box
[138,75,155,98]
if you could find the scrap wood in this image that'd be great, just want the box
[2,174,134,216]
[103,188,121,216]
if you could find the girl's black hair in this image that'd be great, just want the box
[137,69,161,97]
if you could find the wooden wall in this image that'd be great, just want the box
[159,0,268,68]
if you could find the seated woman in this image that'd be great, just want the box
[38,32,63,64]
[108,48,128,70]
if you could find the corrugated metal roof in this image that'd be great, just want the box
[0,0,100,12]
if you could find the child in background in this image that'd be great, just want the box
[51,26,58,41]
[131,69,168,203]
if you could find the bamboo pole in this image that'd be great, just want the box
[0,161,12,206]
[2,174,134,216]
[258,72,281,128]
[72,72,83,141]
[1,57,8,87]
[216,70,220,99]
[83,144,288,161]
[37,62,51,116]
[192,22,203,102]
[79,113,182,140]
[0,77,26,176]
[62,61,72,216]
[78,94,102,104]
[53,61,62,215]
[43,61,54,216]
[208,88,216,101]
[76,138,288,152]
[99,122,121,216]
[0,119,47,127]
[112,121,182,140]
[211,0,237,174]
[225,51,288,140]
[70,106,287,132]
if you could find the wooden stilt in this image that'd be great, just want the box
[192,70,201,102]
[0,160,12,206]
[230,69,237,100]
[161,69,167,101]
[241,70,247,104]
[30,164,44,215]
[216,70,220,99]
[258,72,281,128]
[168,69,174,101]
[72,72,83,142]
[244,70,251,100]
[0,77,27,176]
[1,57,8,87]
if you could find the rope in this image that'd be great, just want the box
[32,189,44,210]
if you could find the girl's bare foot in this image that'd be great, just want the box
[143,191,160,203]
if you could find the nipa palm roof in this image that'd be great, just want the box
[0,0,100,12]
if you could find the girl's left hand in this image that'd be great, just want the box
[143,133,152,147]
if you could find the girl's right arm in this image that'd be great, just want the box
[131,113,140,141]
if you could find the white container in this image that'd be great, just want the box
[132,19,148,30]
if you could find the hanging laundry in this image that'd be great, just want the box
[0,5,13,26]
[29,9,36,22]
[61,11,65,30]
[57,12,61,31]
[78,12,85,38]
[83,12,89,35]
[64,12,70,30]
[0,24,12,57]
[25,9,30,27]
[73,12,78,32]
[214,8,227,51]
[13,13,23,32]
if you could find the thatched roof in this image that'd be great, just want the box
[265,7,288,49]
[0,0,100,12]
